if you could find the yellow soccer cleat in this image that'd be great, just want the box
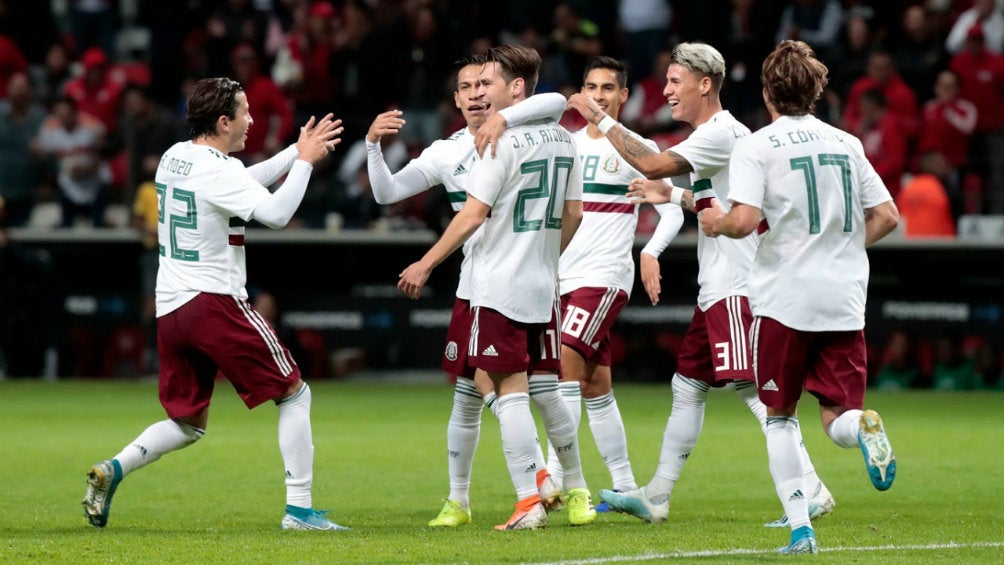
[428,499,472,527]
[564,488,597,526]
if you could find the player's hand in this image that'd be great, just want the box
[398,261,433,300]
[699,198,725,237]
[627,177,671,204]
[640,252,662,305]
[295,114,344,165]
[474,113,507,158]
[366,110,405,143]
[566,93,607,125]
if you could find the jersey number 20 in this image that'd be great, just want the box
[513,157,574,233]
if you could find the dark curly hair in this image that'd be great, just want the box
[185,77,244,139]
[761,40,829,116]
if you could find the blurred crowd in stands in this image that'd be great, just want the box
[2,0,1004,238]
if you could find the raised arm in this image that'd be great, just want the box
[475,92,569,157]
[248,115,341,186]
[567,93,693,179]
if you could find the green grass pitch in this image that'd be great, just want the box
[1,379,1001,564]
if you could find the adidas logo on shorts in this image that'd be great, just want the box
[482,345,499,357]
[761,379,779,392]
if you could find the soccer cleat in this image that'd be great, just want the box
[598,487,669,524]
[494,496,547,530]
[82,459,122,528]
[594,489,619,512]
[428,499,472,527]
[564,488,597,526]
[536,469,563,512]
[281,506,350,531]
[858,409,897,491]
[765,481,836,528]
[778,525,819,555]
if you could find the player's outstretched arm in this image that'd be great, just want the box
[366,110,405,143]
[639,200,685,305]
[251,114,342,228]
[627,178,696,212]
[475,92,568,158]
[398,196,490,299]
[567,93,693,179]
[365,110,436,205]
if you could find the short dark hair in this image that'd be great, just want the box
[761,40,829,116]
[582,56,627,89]
[452,54,486,91]
[484,44,541,96]
[185,77,243,139]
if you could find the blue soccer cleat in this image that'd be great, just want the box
[281,506,350,531]
[598,487,669,523]
[594,489,619,513]
[858,409,896,491]
[82,459,123,528]
[778,525,818,555]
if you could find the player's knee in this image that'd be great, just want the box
[671,373,709,405]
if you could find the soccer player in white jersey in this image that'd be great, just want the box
[546,56,684,505]
[700,40,900,555]
[81,78,348,531]
[567,42,835,526]
[365,55,578,527]
[398,44,591,530]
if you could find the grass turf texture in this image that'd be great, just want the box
[0,379,1001,564]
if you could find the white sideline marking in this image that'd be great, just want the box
[523,541,1004,565]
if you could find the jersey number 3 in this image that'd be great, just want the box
[514,157,574,233]
[155,182,200,262]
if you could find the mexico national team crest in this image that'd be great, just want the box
[602,154,621,174]
[444,341,459,361]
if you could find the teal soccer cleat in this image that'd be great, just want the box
[82,459,122,528]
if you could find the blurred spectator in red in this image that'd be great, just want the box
[893,5,950,103]
[0,73,46,227]
[274,1,336,126]
[950,24,1004,213]
[945,0,1004,54]
[230,43,294,165]
[843,50,920,139]
[854,88,908,198]
[0,32,27,99]
[63,47,123,134]
[620,49,674,137]
[204,0,269,77]
[774,0,844,60]
[896,152,957,238]
[36,96,111,228]
[916,69,976,176]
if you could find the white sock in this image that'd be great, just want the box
[586,391,637,491]
[496,392,540,499]
[827,409,863,449]
[483,391,498,417]
[546,380,581,483]
[766,416,810,529]
[277,382,313,509]
[648,374,708,499]
[736,380,823,492]
[113,419,204,477]
[531,374,586,489]
[446,378,483,507]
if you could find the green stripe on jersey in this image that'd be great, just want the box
[229,217,246,228]
[583,183,628,195]
[447,191,467,203]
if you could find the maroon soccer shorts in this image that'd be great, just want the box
[750,316,867,411]
[157,293,300,419]
[467,305,553,375]
[442,298,477,378]
[559,286,628,366]
[675,295,754,385]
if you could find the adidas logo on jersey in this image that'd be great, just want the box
[762,379,779,392]
[481,345,499,357]
[452,163,468,176]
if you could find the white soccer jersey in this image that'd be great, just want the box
[402,127,482,299]
[728,114,892,331]
[559,129,682,296]
[672,110,757,311]
[466,119,583,323]
[154,141,272,316]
